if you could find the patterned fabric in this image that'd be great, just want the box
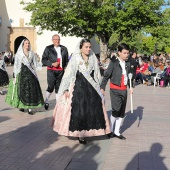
[0,60,6,71]
[53,82,111,137]
[0,69,9,87]
[52,51,111,137]
[5,39,43,109]
[18,64,44,106]
[58,52,102,98]
[13,50,42,78]
[69,71,106,132]
[0,59,9,87]
[5,73,44,109]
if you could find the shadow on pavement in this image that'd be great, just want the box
[29,144,100,170]
[0,107,14,113]
[120,106,144,134]
[125,143,168,170]
[0,116,101,170]
[0,116,11,123]
[0,117,59,169]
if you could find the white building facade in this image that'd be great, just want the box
[0,0,100,57]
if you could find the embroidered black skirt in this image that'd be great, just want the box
[0,69,9,87]
[69,71,106,132]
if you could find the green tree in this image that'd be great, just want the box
[148,8,170,54]
[21,0,167,58]
[141,36,157,55]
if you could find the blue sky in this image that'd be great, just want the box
[162,5,170,10]
[162,0,170,10]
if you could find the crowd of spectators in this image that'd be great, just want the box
[128,52,170,88]
[0,51,14,66]
[2,48,170,89]
[97,51,170,89]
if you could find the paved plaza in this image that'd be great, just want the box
[0,66,170,170]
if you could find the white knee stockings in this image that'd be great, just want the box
[110,115,122,136]
[45,92,52,103]
[45,92,59,103]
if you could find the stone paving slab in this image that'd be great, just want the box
[0,66,170,170]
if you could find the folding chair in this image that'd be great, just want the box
[154,73,162,87]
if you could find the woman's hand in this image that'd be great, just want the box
[101,89,105,96]
[64,91,70,98]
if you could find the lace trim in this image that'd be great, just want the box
[58,53,102,98]
[13,51,42,78]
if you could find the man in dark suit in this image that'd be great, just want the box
[42,34,69,110]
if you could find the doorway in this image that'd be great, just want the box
[14,36,28,54]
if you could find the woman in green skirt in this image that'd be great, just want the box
[5,39,44,115]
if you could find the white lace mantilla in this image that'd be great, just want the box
[0,60,6,71]
[58,52,103,100]
[13,50,42,78]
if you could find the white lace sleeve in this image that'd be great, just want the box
[58,54,79,95]
[13,52,22,77]
[93,54,102,85]
[0,60,5,71]
[32,51,42,71]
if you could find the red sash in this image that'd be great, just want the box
[110,75,127,90]
[47,58,63,71]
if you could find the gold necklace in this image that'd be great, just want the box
[81,54,89,68]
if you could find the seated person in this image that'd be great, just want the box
[143,61,154,84]
[158,60,164,71]
[160,61,168,79]
[147,63,162,86]
[163,61,170,87]
[135,58,148,84]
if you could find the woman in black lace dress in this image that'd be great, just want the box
[52,39,110,144]
[5,39,44,114]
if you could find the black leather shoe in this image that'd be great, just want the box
[44,103,49,110]
[27,110,35,115]
[78,138,86,144]
[113,134,126,140]
[19,108,24,112]
[107,132,114,139]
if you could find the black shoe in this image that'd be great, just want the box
[19,108,24,112]
[113,134,126,140]
[27,110,35,115]
[78,138,86,144]
[44,103,49,110]
[107,132,114,139]
[0,91,4,95]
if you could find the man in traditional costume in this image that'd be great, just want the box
[42,34,69,110]
[101,43,134,140]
